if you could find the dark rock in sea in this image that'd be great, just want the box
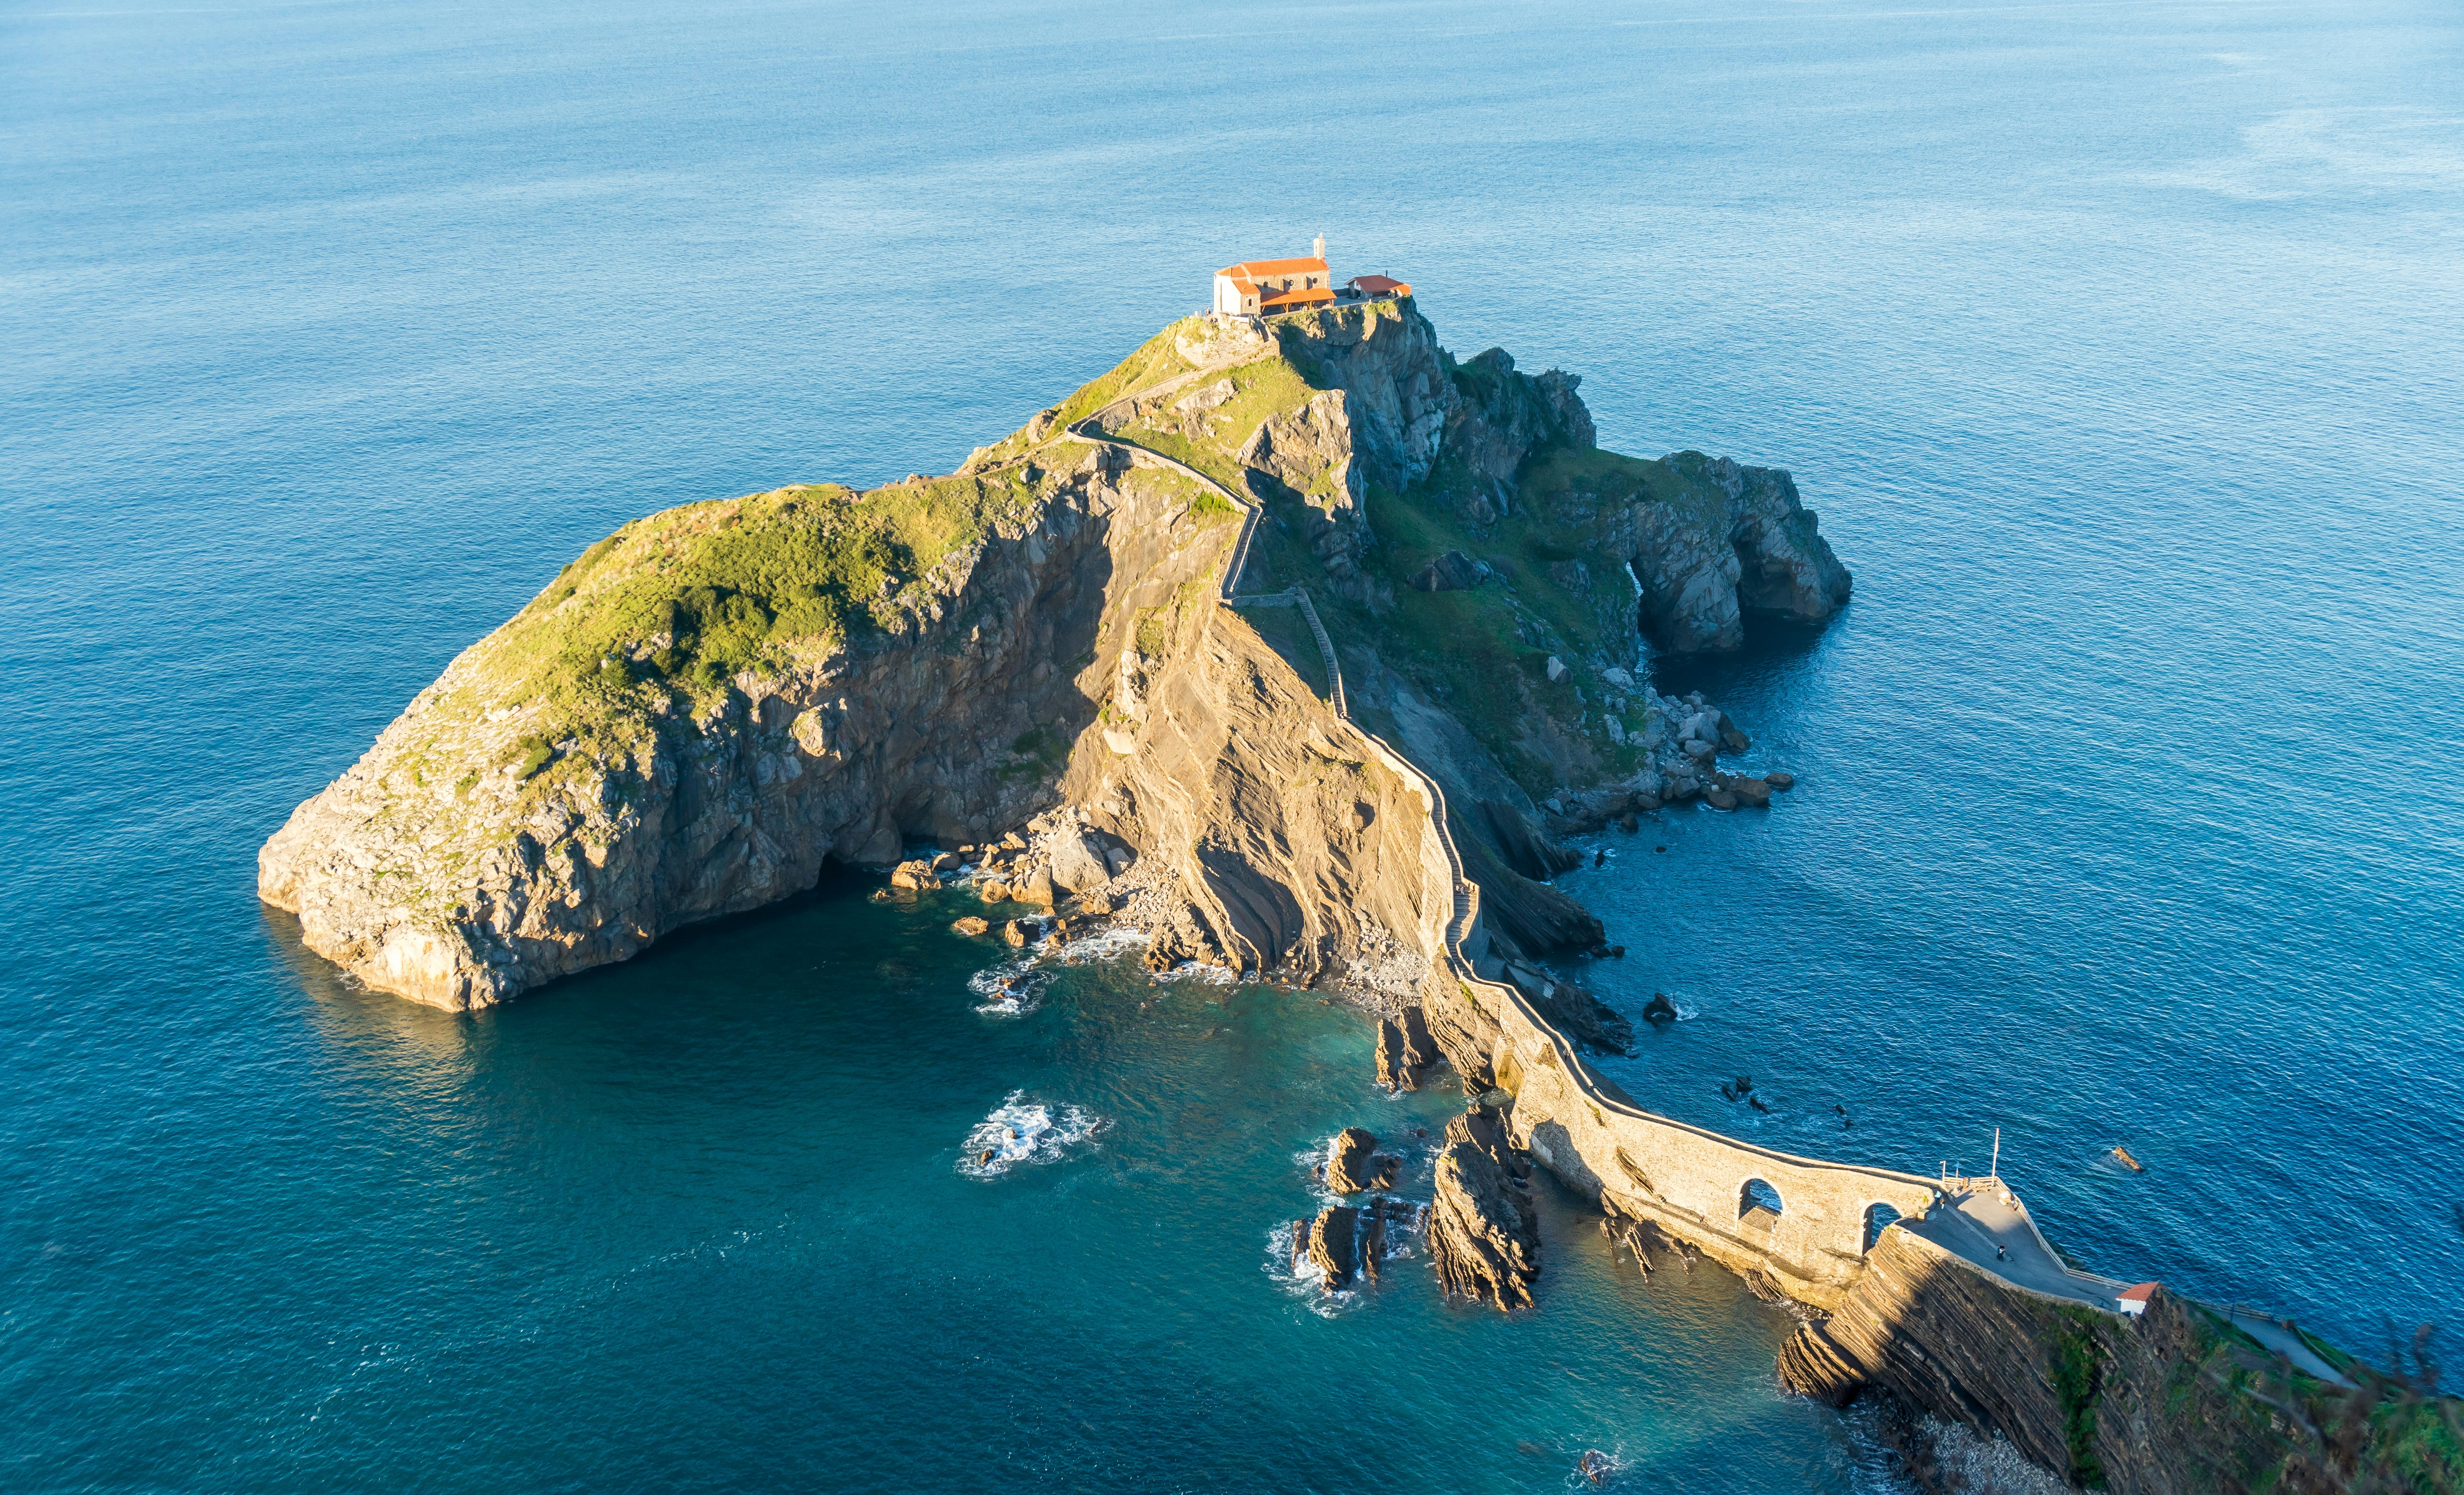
[1308,1205,1361,1289]
[1619,812,1639,831]
[1750,1095,1772,1114]
[1327,1127,1381,1194]
[1731,777,1773,808]
[1766,770,1795,791]
[1642,992,1678,1024]
[1703,786,1740,810]
[1429,1106,1538,1310]
[1400,1006,1437,1078]
[1361,1196,1396,1283]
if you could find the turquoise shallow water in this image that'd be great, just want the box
[5,0,2462,1488]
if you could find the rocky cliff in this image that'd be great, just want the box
[262,299,1850,1012]
[1777,1227,2457,1495]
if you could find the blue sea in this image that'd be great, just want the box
[5,1,2461,1489]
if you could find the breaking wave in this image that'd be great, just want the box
[1152,960,1236,986]
[957,1092,1106,1178]
[968,960,1045,1017]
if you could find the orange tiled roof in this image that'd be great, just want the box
[1350,274,1411,296]
[2117,1282,2159,1303]
[1219,256,1329,278]
[1260,285,1337,308]
[1226,277,1260,296]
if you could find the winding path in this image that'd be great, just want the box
[1053,345,2144,1317]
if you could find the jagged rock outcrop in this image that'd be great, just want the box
[1325,1127,1397,1194]
[1238,388,1372,592]
[1589,451,1851,654]
[1306,1204,1360,1290]
[1444,346,1597,504]
[1501,961,1632,1056]
[1374,1006,1437,1090]
[1428,1106,1539,1310]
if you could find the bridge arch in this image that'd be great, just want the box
[1740,1177,1785,1220]
[1864,1201,1902,1252]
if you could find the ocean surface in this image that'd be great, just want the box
[5,0,2462,1489]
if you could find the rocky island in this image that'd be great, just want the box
[259,297,2454,1494]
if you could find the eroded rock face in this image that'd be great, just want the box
[1068,609,1445,993]
[1630,453,1851,653]
[1777,1230,2308,1495]
[1446,347,1596,501]
[1375,1006,1438,1090]
[258,453,1236,1010]
[1428,1107,1538,1310]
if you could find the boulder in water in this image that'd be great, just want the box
[1641,992,1678,1024]
[1326,1127,1397,1193]
[950,916,990,936]
[1308,1205,1361,1290]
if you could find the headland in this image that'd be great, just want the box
[257,273,2458,1493]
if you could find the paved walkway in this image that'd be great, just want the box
[1900,1181,2125,1310]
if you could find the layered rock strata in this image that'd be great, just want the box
[1427,1107,1539,1311]
[1778,1229,2351,1495]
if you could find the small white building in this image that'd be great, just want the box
[1213,238,1415,316]
[2115,1282,2159,1317]
[1214,241,1334,316]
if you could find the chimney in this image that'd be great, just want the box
[1313,232,1325,262]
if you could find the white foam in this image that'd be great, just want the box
[957,1091,1108,1178]
[968,959,1046,1017]
[1562,1446,1631,1490]
[1052,923,1148,962]
[1153,960,1236,986]
[1262,1219,1352,1316]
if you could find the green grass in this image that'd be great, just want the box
[1342,466,1656,794]
[1116,356,1324,497]
[489,474,1041,710]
